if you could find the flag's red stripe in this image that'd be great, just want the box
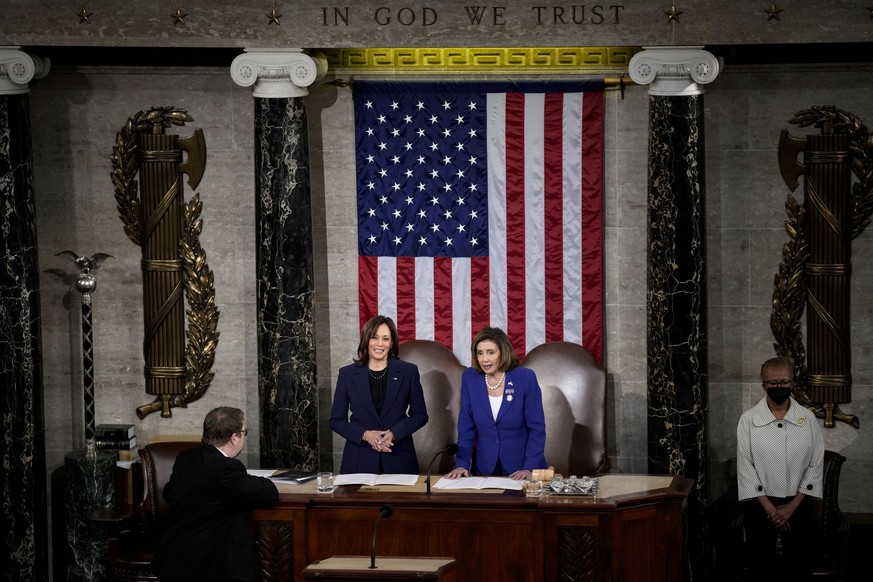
[581,92,604,363]
[543,93,564,343]
[395,257,416,343]
[358,255,379,328]
[504,93,526,350]
[433,257,453,348]
[470,256,490,345]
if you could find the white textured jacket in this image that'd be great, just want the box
[737,396,824,501]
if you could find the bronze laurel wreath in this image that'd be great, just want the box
[772,106,871,429]
[110,106,220,417]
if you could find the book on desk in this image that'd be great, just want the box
[334,473,419,487]
[432,476,522,490]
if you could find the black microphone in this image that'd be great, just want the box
[369,503,394,569]
[425,443,459,495]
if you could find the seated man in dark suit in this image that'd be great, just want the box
[152,406,279,582]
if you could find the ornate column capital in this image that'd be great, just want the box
[0,46,50,95]
[629,46,721,96]
[231,49,327,98]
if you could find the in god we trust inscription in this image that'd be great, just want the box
[318,4,626,27]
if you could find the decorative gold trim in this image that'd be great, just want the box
[321,47,640,74]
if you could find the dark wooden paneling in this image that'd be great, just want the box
[254,477,691,582]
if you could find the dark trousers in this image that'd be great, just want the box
[741,496,814,582]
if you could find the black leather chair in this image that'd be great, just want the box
[94,441,199,582]
[809,450,849,579]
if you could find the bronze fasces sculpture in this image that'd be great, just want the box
[775,106,873,428]
[111,106,219,418]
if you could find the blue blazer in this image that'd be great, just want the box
[455,366,548,476]
[329,357,428,474]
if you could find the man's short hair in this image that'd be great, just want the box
[760,356,794,380]
[202,406,245,447]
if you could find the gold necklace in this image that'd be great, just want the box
[485,371,506,391]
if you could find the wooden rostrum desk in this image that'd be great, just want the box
[253,474,692,582]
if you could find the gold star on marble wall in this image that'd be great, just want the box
[266,8,282,25]
[77,7,93,24]
[172,8,188,26]
[665,5,683,24]
[765,3,784,21]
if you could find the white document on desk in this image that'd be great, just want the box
[334,473,420,486]
[433,476,522,490]
[247,469,279,478]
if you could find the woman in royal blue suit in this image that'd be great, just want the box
[329,315,428,474]
[445,327,548,480]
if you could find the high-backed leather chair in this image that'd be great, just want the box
[399,339,609,477]
[98,441,200,582]
[398,340,464,474]
[521,342,610,476]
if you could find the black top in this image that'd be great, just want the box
[369,369,388,414]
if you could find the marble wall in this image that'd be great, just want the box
[27,59,873,572]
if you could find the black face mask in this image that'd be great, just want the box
[767,387,791,405]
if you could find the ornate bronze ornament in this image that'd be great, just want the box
[111,106,219,419]
[775,106,873,428]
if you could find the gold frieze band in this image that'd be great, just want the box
[322,47,640,74]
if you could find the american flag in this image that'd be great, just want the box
[354,81,603,365]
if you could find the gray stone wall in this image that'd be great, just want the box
[3,0,872,47]
[703,63,873,511]
[27,59,873,571]
[31,66,261,467]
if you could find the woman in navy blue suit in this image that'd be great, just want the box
[445,327,548,480]
[329,315,428,474]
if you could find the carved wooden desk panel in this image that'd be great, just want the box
[253,474,691,582]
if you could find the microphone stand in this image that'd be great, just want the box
[370,504,394,569]
[425,443,459,495]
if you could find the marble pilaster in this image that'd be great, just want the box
[63,451,116,582]
[0,46,50,582]
[232,50,326,469]
[629,46,720,581]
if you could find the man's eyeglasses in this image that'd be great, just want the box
[763,380,792,388]
[239,428,249,436]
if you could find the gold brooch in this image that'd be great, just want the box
[797,417,805,425]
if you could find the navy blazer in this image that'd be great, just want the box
[455,366,548,476]
[152,445,279,582]
[329,357,428,474]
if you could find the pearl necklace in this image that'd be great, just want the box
[368,367,388,380]
[485,371,506,391]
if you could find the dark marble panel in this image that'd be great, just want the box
[63,451,116,582]
[254,97,319,470]
[0,93,49,582]
[645,94,710,579]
